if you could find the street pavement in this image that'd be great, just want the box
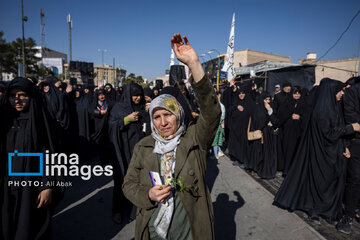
[52,153,325,240]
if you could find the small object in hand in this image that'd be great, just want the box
[159,186,163,190]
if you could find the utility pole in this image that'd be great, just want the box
[67,13,72,62]
[102,51,104,65]
[358,40,360,76]
[21,0,27,77]
[113,57,116,85]
[40,8,46,58]
[97,49,107,66]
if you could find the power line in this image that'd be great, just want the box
[318,9,360,61]
[314,63,358,74]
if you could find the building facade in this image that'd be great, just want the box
[34,46,67,75]
[94,65,126,86]
[220,49,291,68]
[34,46,68,61]
[300,54,359,85]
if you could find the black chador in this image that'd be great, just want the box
[342,79,360,221]
[143,87,154,137]
[83,84,95,103]
[40,78,70,152]
[277,87,310,176]
[272,82,292,170]
[227,87,252,165]
[40,77,68,125]
[89,89,113,165]
[274,78,354,220]
[221,85,239,142]
[104,83,118,104]
[72,88,92,160]
[108,83,145,220]
[0,78,63,240]
[247,93,278,178]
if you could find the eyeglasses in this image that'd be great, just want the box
[9,93,29,101]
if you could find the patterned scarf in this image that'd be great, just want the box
[149,94,185,239]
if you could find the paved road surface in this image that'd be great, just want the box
[52,154,324,240]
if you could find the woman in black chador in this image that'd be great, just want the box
[274,78,360,222]
[0,78,63,240]
[104,83,118,104]
[108,82,145,223]
[277,86,310,176]
[89,89,113,165]
[228,86,252,166]
[338,77,360,234]
[39,79,70,152]
[221,82,239,145]
[72,88,92,161]
[143,87,154,136]
[247,92,278,178]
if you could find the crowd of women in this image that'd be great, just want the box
[221,75,360,235]
[1,36,359,238]
[0,36,205,239]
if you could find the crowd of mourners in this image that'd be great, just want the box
[0,40,360,238]
[220,75,360,235]
[0,44,205,239]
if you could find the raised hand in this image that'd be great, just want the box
[171,33,199,67]
[264,100,272,111]
[171,33,204,83]
[66,84,73,93]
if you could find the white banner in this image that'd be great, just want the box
[222,13,236,82]
[170,49,175,68]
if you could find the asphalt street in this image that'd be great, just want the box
[52,153,324,240]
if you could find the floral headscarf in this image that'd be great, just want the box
[149,94,185,154]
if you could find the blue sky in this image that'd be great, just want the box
[1,0,359,79]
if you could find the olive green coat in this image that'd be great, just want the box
[122,75,221,240]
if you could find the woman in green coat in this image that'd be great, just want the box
[122,33,221,240]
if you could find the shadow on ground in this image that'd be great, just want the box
[213,191,245,240]
[206,152,245,239]
[206,154,220,193]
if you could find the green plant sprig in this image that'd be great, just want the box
[171,177,191,192]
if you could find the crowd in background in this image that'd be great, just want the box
[219,75,360,235]
[1,71,360,238]
[0,72,201,239]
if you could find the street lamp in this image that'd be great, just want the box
[97,49,107,66]
[200,53,212,71]
[67,13,72,62]
[201,53,212,61]
[208,49,222,90]
[208,49,221,69]
[117,64,125,86]
[21,0,28,77]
